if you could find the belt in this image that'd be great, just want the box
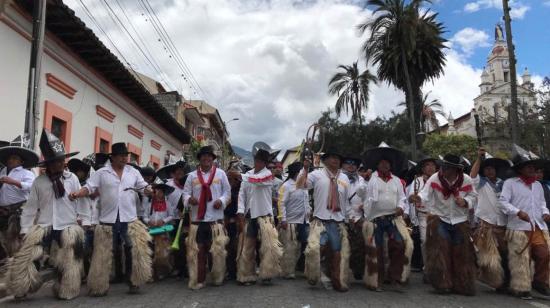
[191,220,223,225]
[373,214,397,223]
[0,202,24,216]
[316,218,343,224]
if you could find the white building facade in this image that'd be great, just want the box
[0,1,190,168]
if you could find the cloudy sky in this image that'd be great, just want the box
[65,0,549,152]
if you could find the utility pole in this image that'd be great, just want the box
[502,0,519,144]
[24,0,47,149]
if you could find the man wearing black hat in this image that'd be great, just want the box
[236,148,282,285]
[470,148,510,291]
[498,146,550,297]
[0,135,38,258]
[182,146,231,290]
[70,142,153,296]
[7,129,89,300]
[363,146,412,291]
[277,161,310,279]
[410,154,478,295]
[296,148,351,292]
[405,156,438,275]
[340,156,367,281]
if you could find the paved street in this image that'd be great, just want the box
[2,273,549,308]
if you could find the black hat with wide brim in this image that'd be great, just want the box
[156,160,188,180]
[342,156,362,167]
[363,142,406,171]
[480,157,512,178]
[321,145,343,161]
[67,158,92,175]
[440,154,464,169]
[417,156,439,169]
[109,142,130,156]
[38,129,79,165]
[152,182,175,195]
[196,146,217,160]
[511,144,543,172]
[254,148,272,163]
[0,146,39,169]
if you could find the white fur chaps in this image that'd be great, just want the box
[279,224,301,278]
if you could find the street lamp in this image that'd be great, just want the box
[222,118,239,168]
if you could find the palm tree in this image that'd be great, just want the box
[398,91,446,132]
[328,61,377,124]
[358,0,447,159]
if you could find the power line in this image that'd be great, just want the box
[138,0,209,100]
[77,0,151,90]
[100,0,177,90]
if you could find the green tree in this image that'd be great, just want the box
[359,0,447,159]
[422,134,477,161]
[398,91,446,132]
[328,61,377,124]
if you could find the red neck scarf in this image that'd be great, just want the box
[520,176,537,186]
[377,171,392,182]
[197,166,217,220]
[151,198,167,212]
[432,170,468,200]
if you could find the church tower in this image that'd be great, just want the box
[473,24,536,121]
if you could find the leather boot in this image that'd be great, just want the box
[331,252,348,292]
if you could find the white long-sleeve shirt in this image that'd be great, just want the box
[0,166,35,206]
[303,168,350,222]
[183,167,231,222]
[167,178,185,218]
[365,172,406,221]
[498,177,549,231]
[277,179,310,224]
[473,176,507,226]
[346,176,367,222]
[20,171,90,234]
[143,197,175,224]
[85,164,148,224]
[237,168,274,219]
[419,173,478,225]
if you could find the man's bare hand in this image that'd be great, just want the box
[517,211,530,222]
[189,197,199,206]
[280,221,288,230]
[478,147,486,158]
[543,214,550,223]
[213,199,223,209]
[395,207,404,216]
[409,195,421,204]
[303,159,311,170]
[455,197,468,208]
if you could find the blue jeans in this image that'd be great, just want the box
[437,220,465,245]
[320,221,342,251]
[373,215,403,247]
[295,223,309,244]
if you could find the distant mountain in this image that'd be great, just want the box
[232,145,254,166]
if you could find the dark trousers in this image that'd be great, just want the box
[373,215,405,284]
[111,217,133,285]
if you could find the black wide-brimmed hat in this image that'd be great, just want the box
[151,178,175,195]
[38,129,79,165]
[440,154,464,169]
[82,152,110,171]
[342,155,362,167]
[321,145,343,161]
[196,146,217,160]
[287,161,303,175]
[511,144,543,171]
[417,155,439,170]
[254,148,271,163]
[363,142,405,171]
[156,157,187,180]
[480,157,512,178]
[67,158,92,175]
[140,165,156,177]
[0,134,39,168]
[109,142,129,156]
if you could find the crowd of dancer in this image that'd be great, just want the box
[1,129,550,301]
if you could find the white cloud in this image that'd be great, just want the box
[65,0,487,152]
[463,0,530,19]
[451,27,490,57]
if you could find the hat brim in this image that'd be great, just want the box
[156,162,188,180]
[108,151,130,156]
[513,159,544,171]
[67,158,91,174]
[363,147,405,171]
[321,152,343,161]
[441,161,464,169]
[417,158,439,168]
[38,151,79,166]
[0,147,39,168]
[152,183,175,194]
[342,157,362,166]
[196,151,217,160]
